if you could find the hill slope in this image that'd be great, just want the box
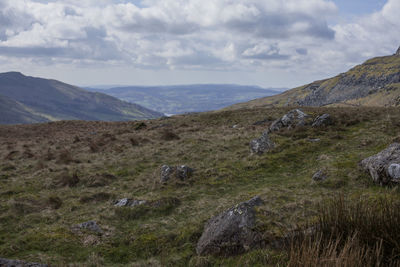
[229,48,400,109]
[0,95,48,124]
[1,106,400,265]
[88,84,282,114]
[0,72,163,124]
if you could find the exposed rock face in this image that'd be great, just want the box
[312,170,328,181]
[114,198,147,207]
[250,132,275,154]
[360,143,400,185]
[312,114,332,127]
[396,46,400,56]
[0,258,49,267]
[160,165,194,183]
[196,196,263,256]
[73,220,103,234]
[269,109,308,132]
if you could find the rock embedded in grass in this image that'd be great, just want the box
[196,196,263,256]
[312,114,332,127]
[250,132,275,154]
[160,165,193,183]
[0,257,49,267]
[360,143,400,185]
[114,198,147,207]
[73,220,103,234]
[312,170,328,181]
[269,109,309,132]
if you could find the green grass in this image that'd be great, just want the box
[1,106,400,265]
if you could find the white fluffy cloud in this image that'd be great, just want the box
[0,0,398,86]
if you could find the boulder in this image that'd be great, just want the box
[312,114,332,127]
[269,109,309,132]
[0,258,49,267]
[250,132,275,154]
[360,143,400,185]
[396,46,400,56]
[196,196,263,256]
[114,198,147,207]
[160,165,193,183]
[312,170,327,181]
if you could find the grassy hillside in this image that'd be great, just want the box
[88,84,282,115]
[0,95,48,124]
[0,72,163,124]
[228,54,400,110]
[1,106,400,265]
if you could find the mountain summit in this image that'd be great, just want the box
[229,47,400,109]
[0,72,163,124]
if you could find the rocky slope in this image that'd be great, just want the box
[0,72,163,124]
[229,46,400,109]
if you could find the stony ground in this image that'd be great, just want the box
[1,106,400,266]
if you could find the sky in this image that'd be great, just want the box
[0,0,399,88]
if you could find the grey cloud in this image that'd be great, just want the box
[296,48,308,55]
[242,53,289,60]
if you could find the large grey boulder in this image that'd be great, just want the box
[269,109,309,132]
[396,46,400,56]
[250,132,275,154]
[160,165,193,183]
[196,196,263,256]
[360,143,400,185]
[0,258,49,267]
[312,114,332,127]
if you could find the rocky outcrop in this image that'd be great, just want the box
[312,114,332,127]
[250,132,275,154]
[269,109,309,132]
[360,143,400,185]
[0,258,49,267]
[396,46,400,56]
[196,196,263,256]
[114,198,147,207]
[160,165,193,183]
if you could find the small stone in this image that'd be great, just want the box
[309,138,321,142]
[160,165,175,183]
[114,198,147,207]
[312,114,332,127]
[312,170,327,181]
[250,132,275,154]
[74,220,103,234]
[176,165,193,180]
[0,258,49,267]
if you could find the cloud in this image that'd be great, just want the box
[0,0,398,84]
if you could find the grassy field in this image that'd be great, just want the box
[1,106,400,266]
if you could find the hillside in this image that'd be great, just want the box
[229,48,400,109]
[0,72,163,124]
[0,95,48,124]
[2,106,400,265]
[88,84,282,114]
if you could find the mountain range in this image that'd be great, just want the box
[229,47,400,109]
[87,85,283,115]
[0,72,163,124]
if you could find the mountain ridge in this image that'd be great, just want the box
[0,72,163,124]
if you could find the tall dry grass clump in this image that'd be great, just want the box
[288,196,400,266]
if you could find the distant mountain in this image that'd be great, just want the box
[0,72,163,124]
[87,84,284,114]
[228,47,400,109]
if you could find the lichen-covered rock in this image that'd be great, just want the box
[114,198,147,207]
[73,220,103,234]
[312,170,328,181]
[269,109,309,132]
[0,258,49,267]
[312,114,332,127]
[196,196,263,256]
[160,165,193,183]
[160,165,175,183]
[250,132,275,154]
[360,143,400,185]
